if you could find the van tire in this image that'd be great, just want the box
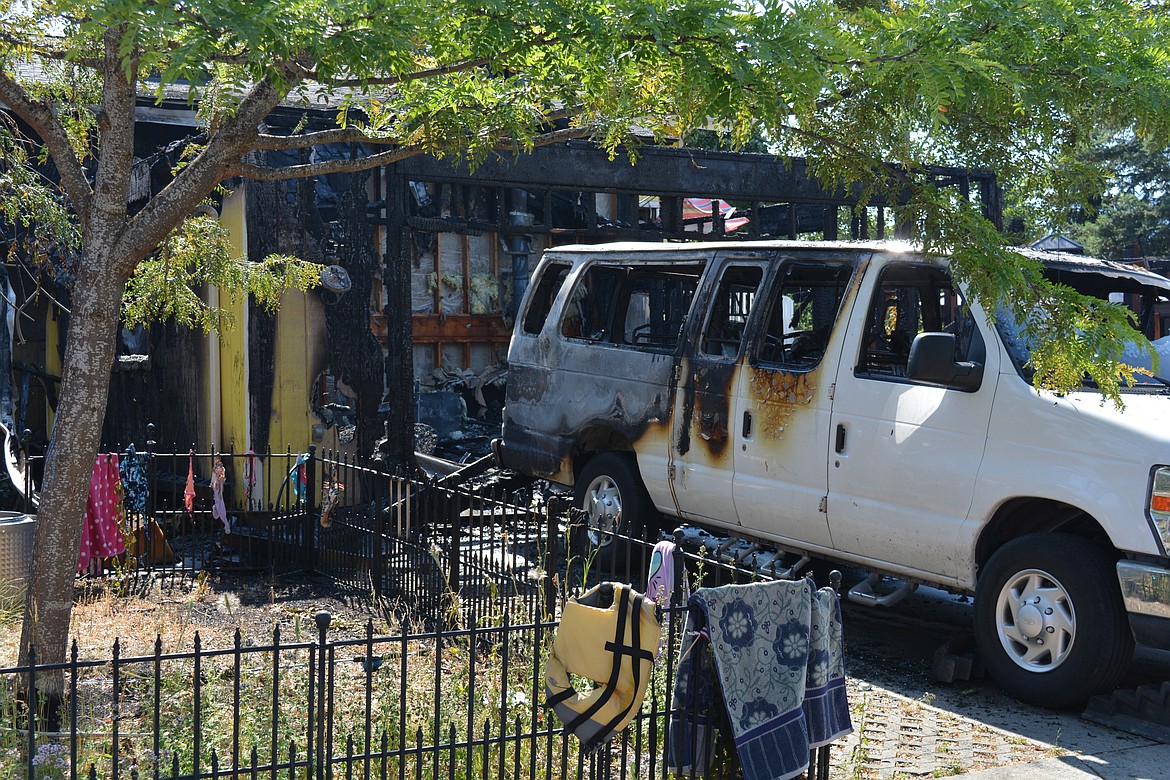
[974,533,1132,709]
[573,453,650,569]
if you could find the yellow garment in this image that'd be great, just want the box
[545,582,661,750]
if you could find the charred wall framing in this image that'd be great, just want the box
[383,141,1000,378]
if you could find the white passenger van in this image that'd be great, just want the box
[495,240,1170,707]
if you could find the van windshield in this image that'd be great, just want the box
[995,262,1170,392]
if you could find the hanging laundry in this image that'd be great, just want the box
[646,539,689,606]
[210,455,229,533]
[287,452,309,505]
[119,443,149,516]
[668,579,851,780]
[78,453,126,573]
[319,467,344,528]
[183,450,196,514]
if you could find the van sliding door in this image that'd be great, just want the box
[730,259,853,550]
[669,260,766,524]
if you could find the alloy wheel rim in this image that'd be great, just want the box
[582,475,622,548]
[994,568,1076,673]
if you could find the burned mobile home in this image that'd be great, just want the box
[0,72,1002,507]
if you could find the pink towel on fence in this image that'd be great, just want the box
[78,453,126,572]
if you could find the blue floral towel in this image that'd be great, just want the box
[804,586,851,749]
[668,579,852,780]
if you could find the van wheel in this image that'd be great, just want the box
[974,533,1132,708]
[573,453,650,569]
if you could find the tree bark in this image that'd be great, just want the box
[18,249,126,700]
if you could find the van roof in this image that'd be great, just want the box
[544,239,917,255]
[543,240,1170,292]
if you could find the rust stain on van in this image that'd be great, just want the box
[748,367,818,439]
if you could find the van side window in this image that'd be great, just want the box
[521,262,570,335]
[701,265,764,358]
[857,264,981,380]
[562,265,624,341]
[561,263,703,348]
[758,261,852,369]
[619,268,701,352]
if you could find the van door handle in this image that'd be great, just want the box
[834,423,846,453]
[742,410,753,439]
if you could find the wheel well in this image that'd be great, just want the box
[570,427,635,482]
[975,498,1116,571]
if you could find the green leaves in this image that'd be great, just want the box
[2,0,1169,407]
[122,212,319,334]
[0,119,79,261]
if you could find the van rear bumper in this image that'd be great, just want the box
[1117,560,1170,647]
[493,425,573,485]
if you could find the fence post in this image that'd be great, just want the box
[145,424,157,573]
[544,498,560,619]
[315,610,332,780]
[446,486,461,624]
[374,475,386,602]
[303,446,318,571]
[25,646,35,780]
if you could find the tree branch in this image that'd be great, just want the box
[255,127,385,149]
[234,125,594,181]
[89,25,139,240]
[0,72,93,224]
[775,123,917,189]
[0,32,102,67]
[252,105,582,150]
[233,143,427,180]
[116,62,303,273]
[304,57,492,89]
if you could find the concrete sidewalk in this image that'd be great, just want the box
[835,674,1169,778]
[956,742,1170,779]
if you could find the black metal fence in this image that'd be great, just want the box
[22,437,614,627]
[2,567,834,780]
[6,441,839,779]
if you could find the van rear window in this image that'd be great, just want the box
[561,263,702,352]
[521,262,571,335]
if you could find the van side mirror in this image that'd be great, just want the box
[907,332,983,391]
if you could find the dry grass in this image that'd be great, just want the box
[0,574,389,667]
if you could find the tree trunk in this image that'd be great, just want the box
[18,250,125,704]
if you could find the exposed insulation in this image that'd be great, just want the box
[468,233,492,275]
[469,344,495,372]
[440,345,463,371]
[469,274,499,314]
[439,234,464,315]
[411,267,435,314]
[413,344,435,377]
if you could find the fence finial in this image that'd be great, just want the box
[315,610,332,633]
